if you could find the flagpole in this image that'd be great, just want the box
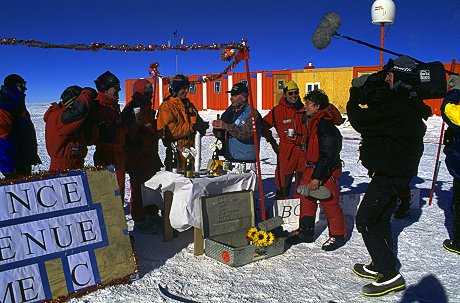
[175,30,178,74]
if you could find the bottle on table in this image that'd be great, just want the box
[171,150,178,174]
[185,157,194,178]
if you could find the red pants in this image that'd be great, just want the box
[299,167,346,237]
[275,145,307,199]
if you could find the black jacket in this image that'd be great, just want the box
[312,118,342,181]
[347,86,431,178]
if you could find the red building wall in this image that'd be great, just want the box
[206,76,229,110]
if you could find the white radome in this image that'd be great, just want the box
[371,0,396,24]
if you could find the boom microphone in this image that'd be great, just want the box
[312,12,458,77]
[312,12,341,50]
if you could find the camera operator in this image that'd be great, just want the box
[347,56,431,297]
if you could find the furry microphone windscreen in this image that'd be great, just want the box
[312,12,341,50]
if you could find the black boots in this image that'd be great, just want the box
[394,197,411,219]
[321,236,346,251]
[443,239,460,255]
[362,270,406,296]
[353,263,378,279]
[286,216,315,245]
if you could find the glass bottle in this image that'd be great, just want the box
[214,114,225,139]
[171,151,178,173]
[185,157,194,178]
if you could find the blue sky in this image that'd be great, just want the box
[1,0,459,103]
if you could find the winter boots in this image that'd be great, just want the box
[321,236,346,251]
[362,271,406,296]
[353,263,378,279]
[354,264,406,296]
[286,216,315,245]
[443,239,460,255]
[394,196,411,219]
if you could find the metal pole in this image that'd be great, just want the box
[243,53,266,221]
[429,58,457,205]
[379,23,385,68]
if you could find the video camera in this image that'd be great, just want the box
[359,61,447,103]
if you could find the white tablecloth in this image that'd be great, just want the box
[141,171,257,231]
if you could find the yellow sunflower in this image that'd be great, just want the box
[246,227,258,240]
[266,232,275,246]
[253,230,269,247]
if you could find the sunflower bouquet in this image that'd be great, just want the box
[246,227,275,247]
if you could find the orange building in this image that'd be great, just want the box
[125,62,458,115]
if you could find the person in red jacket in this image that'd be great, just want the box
[121,79,163,234]
[44,86,98,171]
[263,80,307,199]
[287,90,346,252]
[89,71,128,203]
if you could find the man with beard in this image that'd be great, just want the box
[212,82,261,172]
[347,56,431,296]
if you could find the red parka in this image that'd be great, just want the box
[122,79,163,222]
[263,96,307,198]
[44,88,97,171]
[89,92,128,200]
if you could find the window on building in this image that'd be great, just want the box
[214,81,221,93]
[241,80,248,87]
[189,82,196,94]
[277,80,284,90]
[306,82,320,92]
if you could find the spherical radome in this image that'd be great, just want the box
[371,0,396,24]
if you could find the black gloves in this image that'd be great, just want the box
[193,118,210,136]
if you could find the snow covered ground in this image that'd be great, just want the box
[28,104,458,303]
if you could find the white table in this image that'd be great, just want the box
[142,171,257,254]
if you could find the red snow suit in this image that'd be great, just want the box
[263,96,307,199]
[122,80,163,222]
[89,92,128,202]
[299,104,346,237]
[44,88,97,171]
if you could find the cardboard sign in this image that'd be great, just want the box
[273,189,421,228]
[0,170,136,302]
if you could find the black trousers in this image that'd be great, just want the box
[356,175,410,273]
[452,177,460,245]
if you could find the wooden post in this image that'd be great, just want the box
[194,227,204,256]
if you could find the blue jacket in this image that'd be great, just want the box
[441,89,460,180]
[0,86,41,174]
[221,103,261,162]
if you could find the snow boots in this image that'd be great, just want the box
[443,239,460,255]
[362,270,406,296]
[286,216,314,245]
[321,236,346,251]
[353,263,378,279]
[394,196,411,219]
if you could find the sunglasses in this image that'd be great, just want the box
[287,91,299,96]
[16,83,26,88]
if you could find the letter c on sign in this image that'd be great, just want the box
[71,263,91,287]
